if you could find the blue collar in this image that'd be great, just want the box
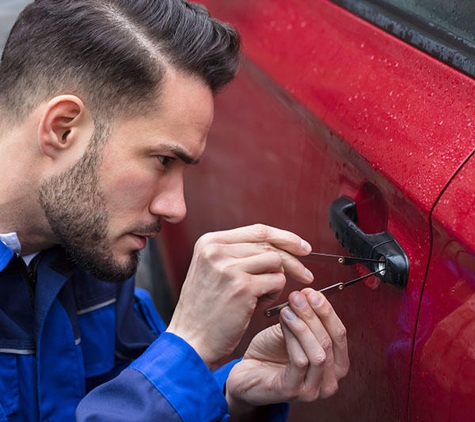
[0,241,14,272]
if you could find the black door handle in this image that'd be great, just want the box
[329,196,409,289]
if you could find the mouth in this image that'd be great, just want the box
[129,224,162,249]
[134,232,158,239]
[129,234,150,250]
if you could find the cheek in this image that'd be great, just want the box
[103,169,155,212]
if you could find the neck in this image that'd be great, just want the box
[0,127,56,255]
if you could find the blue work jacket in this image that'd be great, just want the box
[0,241,288,421]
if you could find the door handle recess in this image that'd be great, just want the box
[329,196,409,289]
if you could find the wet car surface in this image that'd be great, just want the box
[157,1,475,421]
[3,1,475,420]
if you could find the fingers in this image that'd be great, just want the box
[300,289,349,379]
[204,223,309,246]
[197,224,311,258]
[277,249,314,285]
[278,289,349,400]
[195,225,314,285]
[279,308,330,401]
[169,224,316,366]
[237,247,313,285]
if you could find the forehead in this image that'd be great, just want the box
[156,68,215,134]
[108,68,214,160]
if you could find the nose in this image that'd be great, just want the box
[149,175,187,224]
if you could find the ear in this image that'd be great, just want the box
[37,95,94,160]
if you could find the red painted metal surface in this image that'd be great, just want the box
[158,0,475,420]
[199,0,475,214]
[409,154,475,422]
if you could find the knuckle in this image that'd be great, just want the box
[265,250,283,267]
[319,336,333,355]
[261,276,286,302]
[320,381,339,398]
[261,242,275,253]
[282,387,299,402]
[273,272,286,289]
[334,325,348,345]
[301,388,321,403]
[293,382,322,403]
[251,223,270,241]
[310,350,327,367]
[338,365,350,380]
[200,243,220,261]
[293,355,309,370]
[194,233,215,254]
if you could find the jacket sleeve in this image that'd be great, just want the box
[76,287,289,422]
[213,360,290,422]
[76,331,230,421]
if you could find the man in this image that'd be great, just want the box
[0,0,349,421]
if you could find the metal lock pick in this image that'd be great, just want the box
[264,252,386,317]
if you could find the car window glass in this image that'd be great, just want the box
[331,0,475,79]
[379,0,475,43]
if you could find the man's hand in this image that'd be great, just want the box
[166,224,314,366]
[225,288,349,416]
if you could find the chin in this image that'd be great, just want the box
[84,250,140,283]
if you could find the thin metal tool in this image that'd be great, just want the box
[298,252,383,266]
[264,267,385,317]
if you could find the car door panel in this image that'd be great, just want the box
[163,58,425,421]
[409,154,475,422]
[157,0,475,420]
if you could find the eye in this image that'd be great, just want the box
[157,155,175,167]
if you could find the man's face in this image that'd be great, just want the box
[39,70,213,281]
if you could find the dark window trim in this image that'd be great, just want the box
[331,0,475,79]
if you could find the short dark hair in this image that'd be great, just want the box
[0,0,241,123]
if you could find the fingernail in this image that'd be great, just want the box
[293,292,306,308]
[282,307,297,320]
[309,291,324,307]
[305,268,314,282]
[301,239,312,252]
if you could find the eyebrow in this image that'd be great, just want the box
[171,147,201,165]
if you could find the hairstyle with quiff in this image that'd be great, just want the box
[0,0,241,124]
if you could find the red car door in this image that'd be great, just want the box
[158,0,475,420]
[409,154,475,422]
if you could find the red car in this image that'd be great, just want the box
[155,0,475,421]
[4,0,473,420]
